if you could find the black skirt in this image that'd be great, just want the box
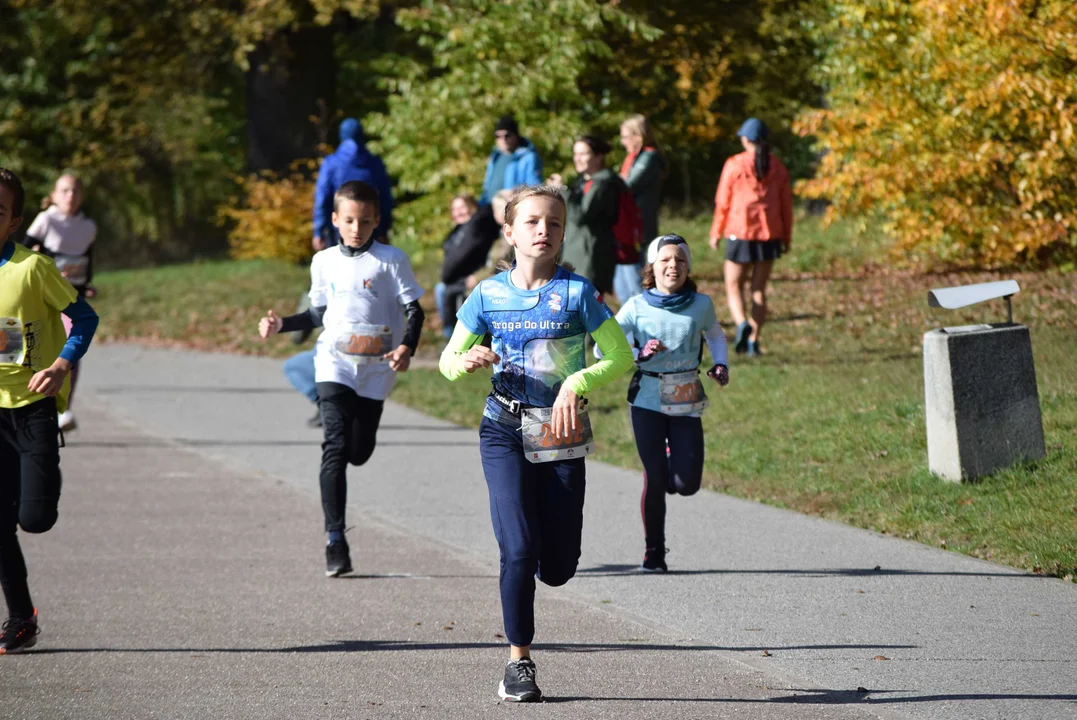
[724,238,784,264]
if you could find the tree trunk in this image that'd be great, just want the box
[246,24,337,173]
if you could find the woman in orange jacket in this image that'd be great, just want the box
[708,119,792,356]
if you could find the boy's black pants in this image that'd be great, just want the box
[0,397,62,620]
[316,383,384,533]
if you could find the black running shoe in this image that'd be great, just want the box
[306,406,322,429]
[0,609,39,655]
[640,548,668,573]
[325,538,353,577]
[499,658,542,702]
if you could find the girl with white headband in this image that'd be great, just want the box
[602,234,729,572]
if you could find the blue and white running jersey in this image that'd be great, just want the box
[615,293,722,416]
[456,266,612,421]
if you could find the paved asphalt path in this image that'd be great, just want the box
[2,344,1074,719]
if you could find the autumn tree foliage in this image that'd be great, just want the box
[603,0,823,204]
[364,0,657,251]
[797,0,1077,267]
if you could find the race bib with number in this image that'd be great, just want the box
[521,405,594,464]
[0,318,25,365]
[55,255,90,287]
[659,370,709,415]
[331,323,393,365]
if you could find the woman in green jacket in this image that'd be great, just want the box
[619,114,666,247]
[551,136,619,296]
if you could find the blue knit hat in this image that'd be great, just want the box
[737,118,768,143]
[339,118,362,143]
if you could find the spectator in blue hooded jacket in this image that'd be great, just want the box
[312,118,394,249]
[478,116,543,205]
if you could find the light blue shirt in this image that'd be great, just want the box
[456,266,612,422]
[613,293,727,416]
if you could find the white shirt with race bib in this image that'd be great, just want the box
[26,205,97,256]
[309,243,424,400]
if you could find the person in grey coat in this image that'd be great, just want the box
[549,136,619,296]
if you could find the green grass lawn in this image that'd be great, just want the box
[90,212,1077,578]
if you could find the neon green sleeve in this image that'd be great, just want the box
[439,323,484,381]
[563,317,633,396]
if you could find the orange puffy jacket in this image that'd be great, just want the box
[709,151,793,245]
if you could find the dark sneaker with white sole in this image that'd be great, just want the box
[640,548,668,573]
[0,609,39,655]
[498,658,542,702]
[325,538,353,577]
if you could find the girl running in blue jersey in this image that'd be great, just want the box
[439,185,633,702]
[608,234,729,572]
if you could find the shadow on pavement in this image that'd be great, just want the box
[32,639,919,655]
[95,386,299,395]
[546,689,1077,705]
[67,438,477,449]
[577,564,1041,579]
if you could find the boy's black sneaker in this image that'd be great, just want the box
[498,658,542,702]
[640,549,668,573]
[326,538,353,577]
[0,609,39,655]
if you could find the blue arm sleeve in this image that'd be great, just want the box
[59,297,99,363]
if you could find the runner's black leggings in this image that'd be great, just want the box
[316,382,384,533]
[630,405,704,552]
[0,398,62,620]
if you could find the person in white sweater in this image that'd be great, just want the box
[24,175,97,433]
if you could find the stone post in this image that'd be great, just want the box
[923,323,1046,482]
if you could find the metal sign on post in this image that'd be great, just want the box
[927,279,1020,324]
[922,280,1045,482]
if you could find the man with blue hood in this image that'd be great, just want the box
[312,118,394,249]
[479,116,543,205]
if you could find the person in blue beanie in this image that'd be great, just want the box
[313,118,394,250]
[479,116,543,205]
